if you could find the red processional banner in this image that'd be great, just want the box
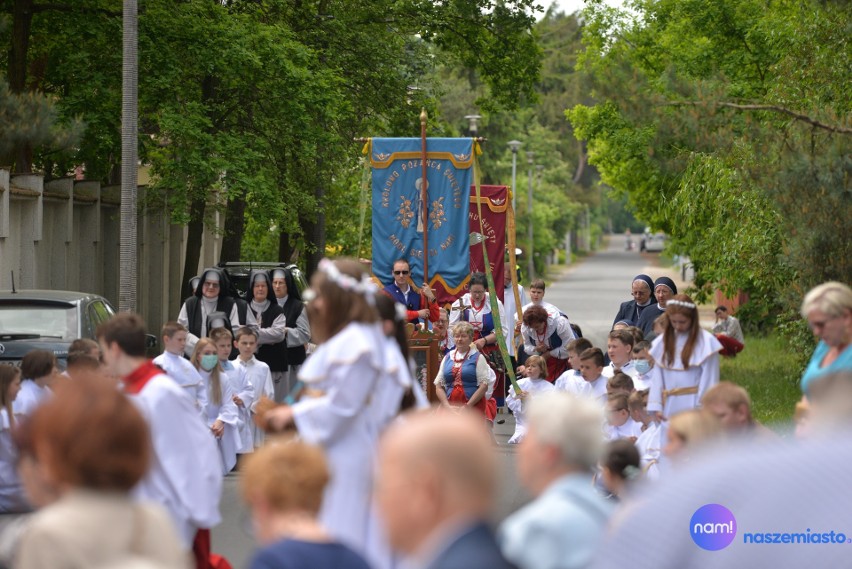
[469,185,508,302]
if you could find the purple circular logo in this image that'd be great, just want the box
[690,504,737,551]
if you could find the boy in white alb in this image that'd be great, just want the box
[577,348,608,405]
[210,327,254,455]
[520,279,560,318]
[96,313,221,565]
[152,321,207,414]
[628,390,662,480]
[603,329,639,381]
[505,355,554,444]
[631,340,653,391]
[605,392,643,441]
[554,338,593,394]
[231,328,274,449]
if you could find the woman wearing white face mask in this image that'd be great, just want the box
[192,338,241,475]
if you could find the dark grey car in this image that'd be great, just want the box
[0,290,117,369]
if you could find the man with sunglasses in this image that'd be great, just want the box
[382,259,439,326]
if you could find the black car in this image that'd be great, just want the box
[0,290,117,369]
[216,262,308,301]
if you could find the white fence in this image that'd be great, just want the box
[0,169,224,337]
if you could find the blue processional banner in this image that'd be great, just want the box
[370,138,474,304]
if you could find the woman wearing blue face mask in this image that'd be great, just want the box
[192,337,241,475]
[631,340,654,391]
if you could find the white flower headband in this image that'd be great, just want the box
[667,299,696,309]
[394,302,408,322]
[317,258,378,304]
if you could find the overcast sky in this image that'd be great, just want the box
[540,0,625,17]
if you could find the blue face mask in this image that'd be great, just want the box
[200,354,219,372]
[634,359,651,375]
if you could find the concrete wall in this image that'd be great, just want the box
[0,169,224,338]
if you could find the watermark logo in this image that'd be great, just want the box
[690,504,737,551]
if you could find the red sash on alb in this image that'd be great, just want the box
[122,360,164,395]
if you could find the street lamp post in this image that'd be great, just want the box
[536,164,544,262]
[526,151,535,280]
[120,0,138,313]
[464,114,482,137]
[507,140,522,212]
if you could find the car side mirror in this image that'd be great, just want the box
[145,334,158,349]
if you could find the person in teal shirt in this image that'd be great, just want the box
[800,282,852,394]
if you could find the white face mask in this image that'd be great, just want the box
[634,359,651,375]
[200,354,219,372]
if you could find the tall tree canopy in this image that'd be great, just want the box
[567,0,851,329]
[1,0,543,289]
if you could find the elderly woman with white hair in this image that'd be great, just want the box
[498,392,614,569]
[800,281,852,395]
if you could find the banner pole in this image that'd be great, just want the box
[507,191,523,356]
[473,151,520,395]
[420,109,429,285]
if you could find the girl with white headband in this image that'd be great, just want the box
[259,258,415,569]
[647,294,722,422]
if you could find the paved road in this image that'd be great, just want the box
[545,234,680,348]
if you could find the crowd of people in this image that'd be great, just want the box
[0,258,849,569]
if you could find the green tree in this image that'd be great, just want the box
[567,0,851,339]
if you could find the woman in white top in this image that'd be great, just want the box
[191,338,241,475]
[647,294,722,421]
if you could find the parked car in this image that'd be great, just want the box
[644,233,667,253]
[216,262,308,300]
[0,290,117,369]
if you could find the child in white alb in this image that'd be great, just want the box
[152,322,207,415]
[211,327,254,455]
[631,340,653,391]
[190,337,241,474]
[605,392,643,442]
[577,348,608,405]
[506,356,554,444]
[629,390,662,480]
[603,329,639,382]
[231,328,274,449]
[554,338,593,395]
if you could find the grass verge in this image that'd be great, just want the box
[720,333,803,428]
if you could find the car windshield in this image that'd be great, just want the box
[0,305,78,340]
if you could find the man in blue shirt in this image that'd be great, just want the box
[382,258,439,326]
[499,392,614,569]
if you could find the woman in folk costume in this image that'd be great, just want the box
[259,258,416,569]
[647,294,722,421]
[520,305,575,382]
[270,267,311,402]
[449,272,508,406]
[434,321,498,421]
[191,338,241,475]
